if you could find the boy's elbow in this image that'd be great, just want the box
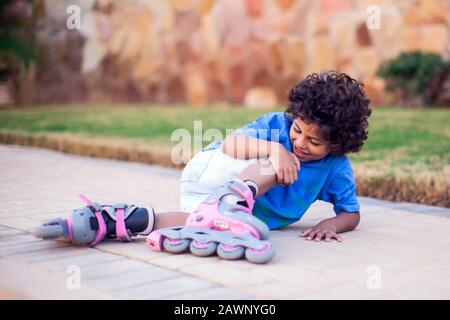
[220,138,232,155]
[219,140,226,153]
[350,212,360,230]
[220,135,230,151]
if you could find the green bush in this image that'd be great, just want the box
[376,51,450,107]
[0,0,38,80]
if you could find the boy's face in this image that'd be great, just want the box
[289,118,329,162]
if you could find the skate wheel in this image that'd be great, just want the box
[216,243,245,260]
[245,241,275,264]
[190,240,217,257]
[162,237,190,254]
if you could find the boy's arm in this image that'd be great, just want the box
[301,211,360,242]
[220,134,276,159]
[317,211,360,233]
[220,134,300,185]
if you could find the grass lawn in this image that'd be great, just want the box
[0,104,449,206]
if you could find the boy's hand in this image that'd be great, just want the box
[301,225,343,242]
[300,212,360,242]
[268,143,300,185]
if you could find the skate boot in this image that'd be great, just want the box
[147,178,275,264]
[33,194,155,246]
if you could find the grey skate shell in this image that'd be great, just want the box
[70,206,98,244]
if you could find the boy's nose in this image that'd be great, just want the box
[296,136,308,149]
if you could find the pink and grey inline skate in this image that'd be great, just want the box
[34,194,155,246]
[147,179,275,264]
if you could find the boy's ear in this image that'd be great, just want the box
[321,137,336,154]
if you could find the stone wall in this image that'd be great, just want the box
[11,0,450,106]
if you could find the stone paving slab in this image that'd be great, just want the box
[0,144,449,299]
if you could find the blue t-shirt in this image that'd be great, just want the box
[203,112,360,230]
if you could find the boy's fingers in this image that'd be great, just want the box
[301,228,312,237]
[314,231,324,241]
[328,231,342,242]
[306,229,318,240]
[291,153,300,170]
[277,170,284,184]
[303,229,342,242]
[288,167,295,184]
[291,165,297,183]
[283,168,289,185]
[286,168,293,185]
[285,169,290,184]
[333,233,343,242]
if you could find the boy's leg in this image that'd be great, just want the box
[153,160,276,230]
[238,159,277,197]
[154,211,188,229]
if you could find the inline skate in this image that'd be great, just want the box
[34,194,155,246]
[147,179,275,264]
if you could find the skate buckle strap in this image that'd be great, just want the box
[228,179,254,213]
[77,194,107,246]
[114,203,132,242]
[67,215,73,241]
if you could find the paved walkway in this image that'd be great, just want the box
[0,144,449,299]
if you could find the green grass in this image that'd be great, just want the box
[348,107,449,176]
[0,104,449,176]
[0,105,268,147]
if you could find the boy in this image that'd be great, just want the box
[154,70,371,243]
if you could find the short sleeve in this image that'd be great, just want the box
[318,158,360,215]
[232,112,287,142]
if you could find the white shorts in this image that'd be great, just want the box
[179,147,266,213]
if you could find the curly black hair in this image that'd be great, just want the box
[285,70,372,155]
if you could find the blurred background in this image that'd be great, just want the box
[1,0,449,107]
[0,0,449,207]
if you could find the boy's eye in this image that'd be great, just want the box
[310,141,320,146]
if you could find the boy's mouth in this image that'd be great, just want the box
[294,146,310,158]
